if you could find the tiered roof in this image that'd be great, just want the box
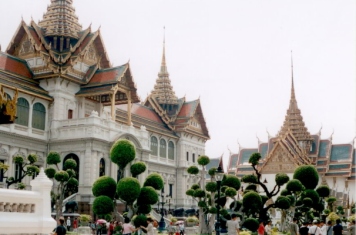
[38,0,82,39]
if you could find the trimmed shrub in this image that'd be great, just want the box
[54,170,69,182]
[275,173,289,186]
[45,167,56,178]
[303,198,313,207]
[92,176,117,198]
[197,155,210,166]
[275,196,291,209]
[206,182,217,192]
[67,178,79,187]
[198,201,207,208]
[27,154,38,164]
[316,185,330,198]
[209,207,217,214]
[130,162,146,177]
[117,177,141,204]
[47,152,61,165]
[191,184,200,190]
[27,165,39,176]
[93,196,114,215]
[137,186,158,205]
[66,169,76,177]
[243,191,262,213]
[249,153,261,166]
[64,159,77,170]
[245,184,257,191]
[137,204,152,214]
[293,165,319,189]
[241,174,257,184]
[243,218,259,232]
[186,189,195,196]
[143,173,164,190]
[13,156,24,164]
[302,189,320,205]
[222,175,241,190]
[225,187,237,197]
[110,139,136,169]
[208,168,216,176]
[280,189,291,196]
[133,214,147,227]
[194,189,206,198]
[286,179,303,192]
[187,166,199,175]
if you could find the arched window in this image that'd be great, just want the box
[32,102,46,130]
[150,136,158,156]
[160,139,167,158]
[15,163,22,180]
[15,97,29,126]
[192,153,195,163]
[168,141,174,160]
[99,158,105,176]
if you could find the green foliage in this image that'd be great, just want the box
[197,155,210,166]
[194,189,206,198]
[27,154,38,164]
[316,185,330,198]
[323,209,331,215]
[66,169,76,177]
[327,197,337,203]
[93,195,114,215]
[186,189,195,196]
[92,176,117,198]
[17,182,26,190]
[133,214,147,228]
[275,196,291,209]
[286,179,303,192]
[225,187,237,197]
[293,165,319,189]
[303,198,313,207]
[64,159,77,170]
[45,167,56,178]
[143,173,164,190]
[245,184,257,191]
[286,195,295,206]
[26,165,39,176]
[187,166,199,175]
[191,184,200,190]
[110,139,136,169]
[54,170,69,182]
[241,174,257,184]
[47,151,61,165]
[249,153,261,166]
[222,175,241,190]
[198,201,207,207]
[275,173,289,186]
[67,178,79,187]
[208,168,216,176]
[220,208,228,216]
[137,204,152,214]
[221,185,228,193]
[13,155,24,164]
[229,201,242,212]
[205,182,217,192]
[243,191,262,213]
[130,162,146,177]
[243,218,259,232]
[209,207,217,214]
[314,202,325,211]
[261,195,269,205]
[280,189,291,196]
[137,186,158,205]
[117,177,141,204]
[302,189,320,205]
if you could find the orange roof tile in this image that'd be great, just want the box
[0,53,32,78]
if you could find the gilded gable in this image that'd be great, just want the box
[260,144,297,174]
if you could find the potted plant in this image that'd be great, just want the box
[186,216,198,227]
[79,214,92,226]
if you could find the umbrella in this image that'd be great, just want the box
[96,219,107,224]
[175,220,184,225]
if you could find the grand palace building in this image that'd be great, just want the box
[0,0,209,213]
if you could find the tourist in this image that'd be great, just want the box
[347,220,355,235]
[73,218,78,232]
[332,219,343,235]
[166,221,177,235]
[257,221,265,235]
[90,221,96,235]
[319,221,326,235]
[264,221,272,235]
[54,217,67,235]
[300,221,309,235]
[290,218,299,235]
[179,222,185,235]
[325,221,332,235]
[96,222,104,235]
[141,217,154,235]
[308,220,321,235]
[226,213,240,235]
[66,217,71,232]
[122,217,135,235]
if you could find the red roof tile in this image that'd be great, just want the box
[118,104,163,123]
[0,53,32,78]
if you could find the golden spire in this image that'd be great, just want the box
[151,27,178,106]
[38,0,82,39]
[278,54,313,142]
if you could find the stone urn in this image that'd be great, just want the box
[77,226,91,235]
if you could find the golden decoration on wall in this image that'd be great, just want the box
[0,85,18,124]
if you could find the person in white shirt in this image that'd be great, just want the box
[264,221,272,235]
[226,214,240,235]
[319,221,326,235]
[308,220,321,235]
[66,217,71,231]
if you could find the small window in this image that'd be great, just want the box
[168,141,174,160]
[169,184,173,197]
[99,158,105,176]
[192,153,195,163]
[186,152,189,161]
[32,102,46,130]
[150,136,158,155]
[15,163,22,180]
[160,139,167,158]
[15,97,30,126]
[68,109,73,119]
[0,160,4,182]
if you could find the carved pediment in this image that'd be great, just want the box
[260,144,297,174]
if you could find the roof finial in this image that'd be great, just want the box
[160,26,167,72]
[291,50,296,101]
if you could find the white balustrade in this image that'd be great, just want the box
[0,168,57,235]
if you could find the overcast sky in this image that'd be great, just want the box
[1,0,355,169]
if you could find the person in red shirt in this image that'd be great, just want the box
[108,221,114,235]
[257,221,265,235]
[73,218,78,232]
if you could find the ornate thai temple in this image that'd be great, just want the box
[227,71,356,209]
[0,0,209,214]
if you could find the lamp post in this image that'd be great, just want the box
[166,195,172,215]
[158,193,166,232]
[215,166,224,235]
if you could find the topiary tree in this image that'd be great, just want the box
[241,153,291,223]
[186,155,241,234]
[44,151,78,220]
[0,154,40,189]
[92,139,163,220]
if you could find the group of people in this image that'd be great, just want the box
[289,218,355,235]
[166,221,185,235]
